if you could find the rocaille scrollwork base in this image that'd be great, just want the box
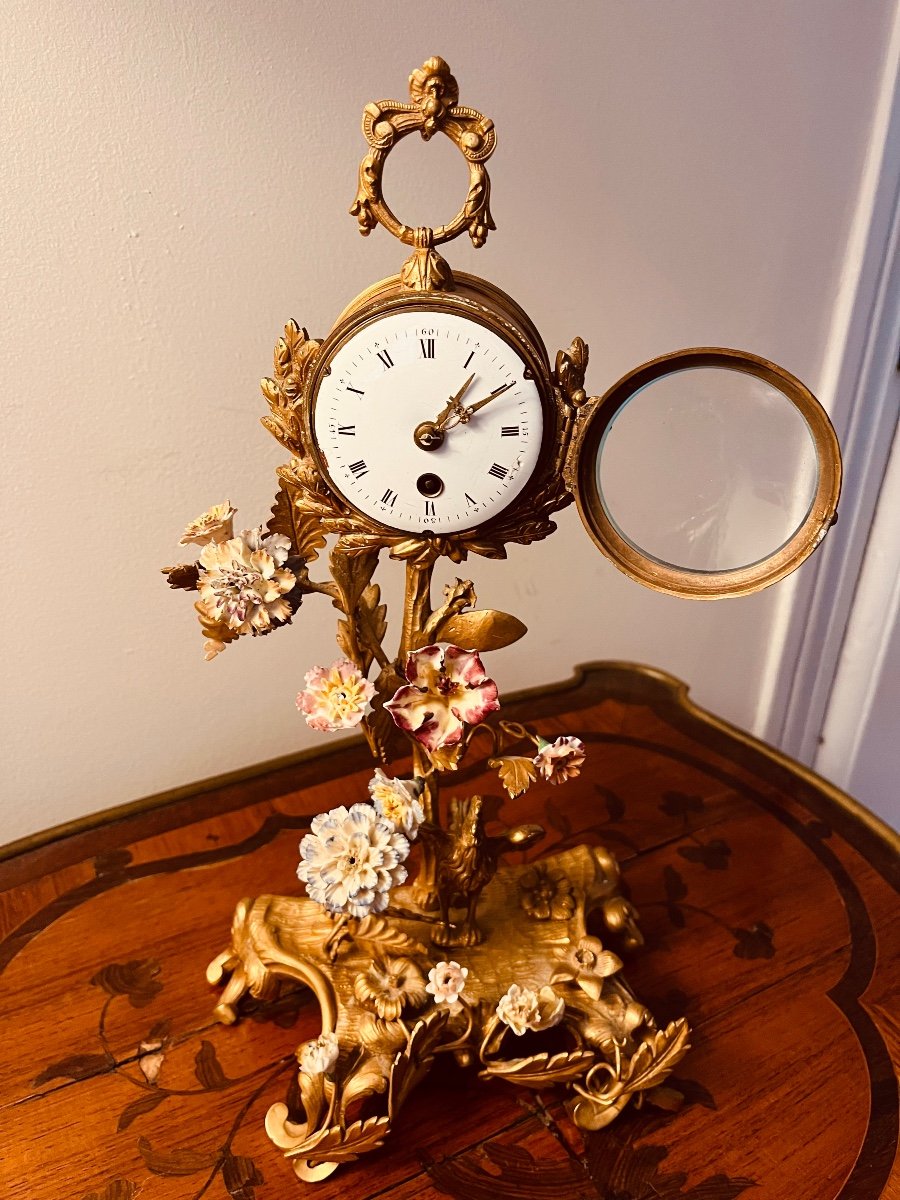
[208,842,690,1183]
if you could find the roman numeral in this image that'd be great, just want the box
[463,350,474,369]
[420,337,435,359]
[376,349,394,369]
[348,459,368,478]
[346,385,364,395]
[337,425,356,435]
[501,425,519,437]
[381,488,397,507]
[424,499,436,516]
[465,493,477,507]
[488,463,508,480]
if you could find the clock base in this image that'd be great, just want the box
[207,841,690,1183]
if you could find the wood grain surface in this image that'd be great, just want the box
[1,663,897,1200]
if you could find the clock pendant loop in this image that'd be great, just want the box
[349,55,497,290]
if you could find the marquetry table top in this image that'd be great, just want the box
[1,662,897,1200]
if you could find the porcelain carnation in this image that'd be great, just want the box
[297,803,410,918]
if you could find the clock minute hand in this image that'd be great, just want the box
[459,380,515,421]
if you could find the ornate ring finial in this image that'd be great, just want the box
[349,57,497,263]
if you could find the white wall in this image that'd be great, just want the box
[2,0,896,845]
[817,416,900,828]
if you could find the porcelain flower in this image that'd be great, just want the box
[533,736,586,785]
[196,527,295,636]
[297,659,375,733]
[298,1031,339,1076]
[496,983,565,1037]
[426,960,468,1005]
[385,645,499,753]
[297,803,410,918]
[354,956,428,1021]
[180,500,237,546]
[368,769,426,839]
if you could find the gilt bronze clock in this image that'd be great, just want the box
[165,57,841,1184]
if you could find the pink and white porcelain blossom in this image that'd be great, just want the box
[196,526,294,636]
[533,735,586,785]
[297,659,375,733]
[384,645,499,753]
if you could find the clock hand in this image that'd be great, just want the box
[413,374,475,450]
[433,373,476,431]
[457,380,515,421]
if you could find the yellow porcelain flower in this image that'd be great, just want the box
[368,769,425,838]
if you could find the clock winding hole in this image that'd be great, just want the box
[417,473,444,498]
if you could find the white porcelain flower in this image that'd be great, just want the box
[368,769,426,839]
[297,803,410,919]
[426,960,468,1005]
[180,500,237,546]
[533,736,586,785]
[298,1031,339,1076]
[196,527,295,636]
[297,659,376,733]
[496,984,564,1037]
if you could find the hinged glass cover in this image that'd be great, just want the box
[574,348,842,598]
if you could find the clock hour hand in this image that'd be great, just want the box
[414,374,475,450]
[433,373,476,430]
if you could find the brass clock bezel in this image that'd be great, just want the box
[303,275,560,540]
[573,347,842,600]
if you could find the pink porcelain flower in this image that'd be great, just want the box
[533,736,586,785]
[385,645,499,753]
[297,659,375,733]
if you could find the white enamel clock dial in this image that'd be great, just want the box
[312,310,544,533]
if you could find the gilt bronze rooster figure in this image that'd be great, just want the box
[422,794,544,947]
